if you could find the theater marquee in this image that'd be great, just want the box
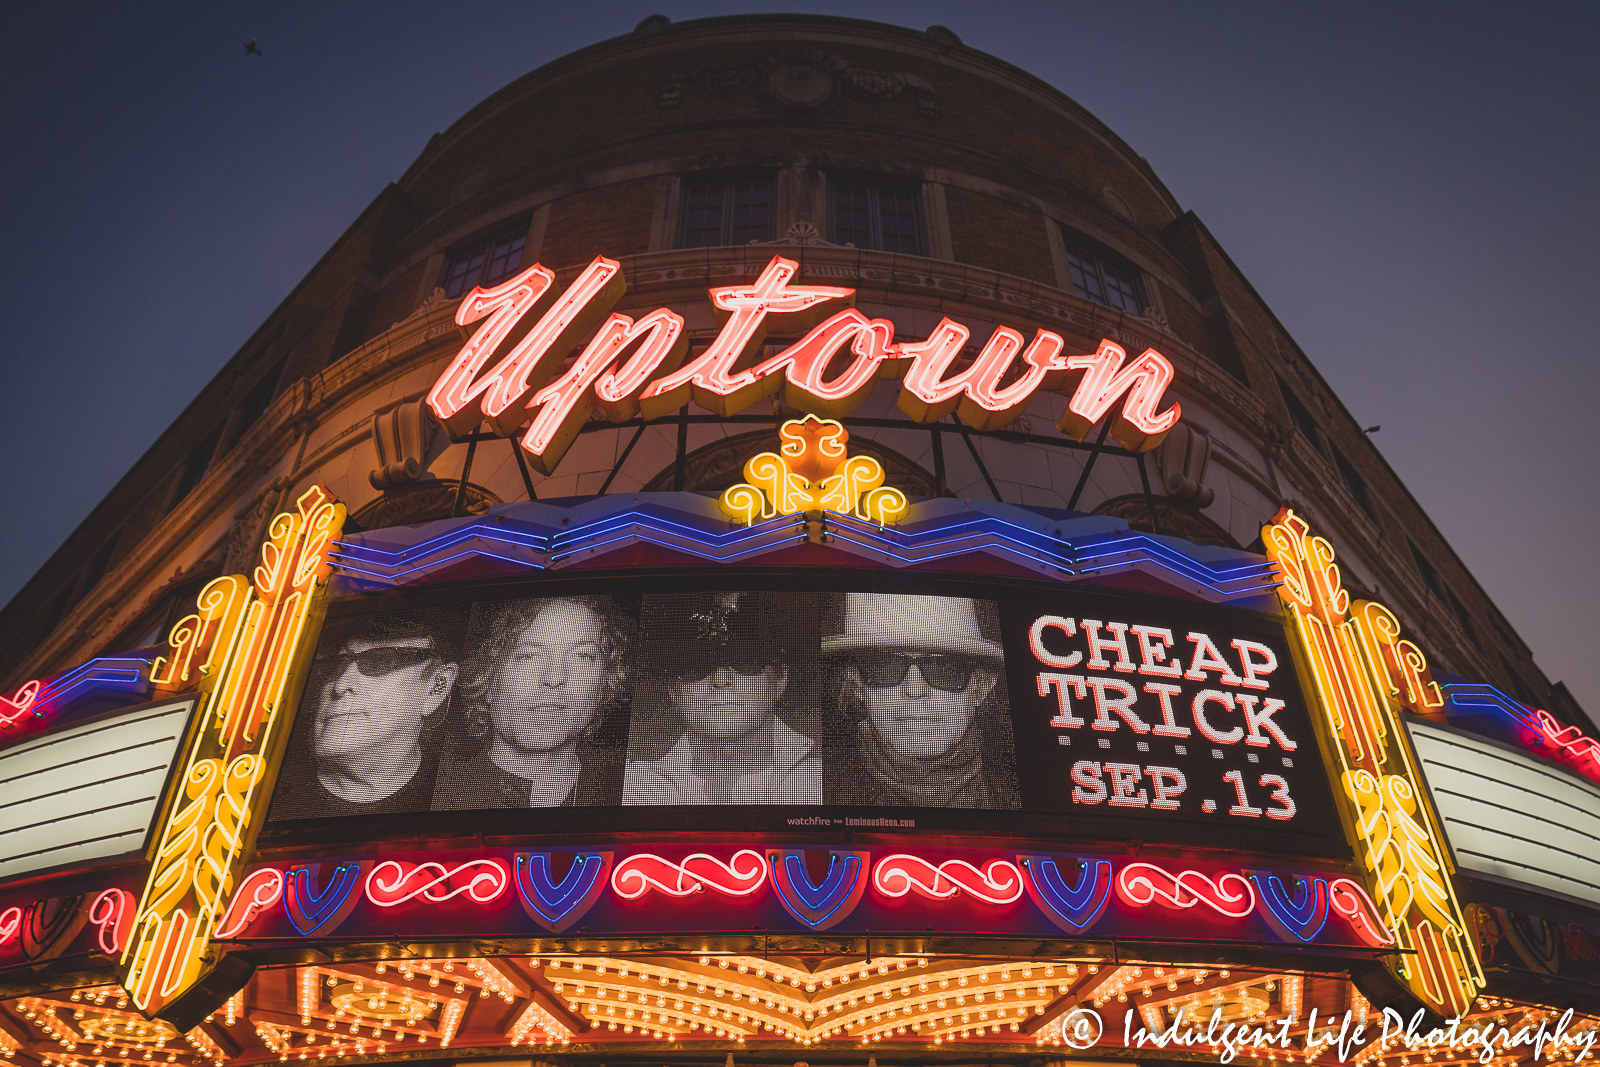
[263,578,1341,856]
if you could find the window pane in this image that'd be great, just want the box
[680,183,728,248]
[877,188,923,255]
[832,184,873,248]
[483,233,527,287]
[1333,449,1375,517]
[1408,540,1441,595]
[442,249,486,298]
[1079,257,1108,304]
[727,182,771,244]
[1448,590,1478,645]
[1063,234,1150,313]
[1101,261,1143,313]
[1064,249,1094,300]
[1276,374,1322,445]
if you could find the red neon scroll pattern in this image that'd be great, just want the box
[89,889,132,954]
[0,907,20,947]
[1115,862,1256,918]
[215,868,283,938]
[1330,877,1397,947]
[364,860,509,908]
[0,680,40,726]
[1532,708,1600,781]
[610,850,767,900]
[871,855,1025,905]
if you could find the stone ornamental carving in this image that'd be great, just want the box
[351,480,498,530]
[1102,186,1136,223]
[1095,495,1237,549]
[390,287,452,330]
[223,477,288,576]
[1154,421,1215,507]
[369,400,438,490]
[766,221,837,247]
[767,64,834,110]
[659,46,938,117]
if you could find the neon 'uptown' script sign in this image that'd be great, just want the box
[427,254,1181,473]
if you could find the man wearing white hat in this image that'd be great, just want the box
[822,592,1019,809]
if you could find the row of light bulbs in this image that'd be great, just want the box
[15,996,222,1067]
[536,955,1082,1045]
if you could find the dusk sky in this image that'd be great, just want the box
[1,2,1595,711]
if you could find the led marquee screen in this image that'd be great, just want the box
[265,579,1343,855]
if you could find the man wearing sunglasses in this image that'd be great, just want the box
[822,592,1019,809]
[623,591,821,805]
[269,611,459,819]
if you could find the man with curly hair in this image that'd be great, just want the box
[433,595,635,808]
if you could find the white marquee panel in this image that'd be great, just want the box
[1410,718,1600,907]
[0,700,193,879]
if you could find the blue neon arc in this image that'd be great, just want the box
[1442,681,1539,726]
[1250,872,1329,942]
[1023,857,1111,930]
[10,656,152,726]
[285,865,361,935]
[769,852,863,928]
[326,497,1281,604]
[785,855,854,910]
[515,853,604,924]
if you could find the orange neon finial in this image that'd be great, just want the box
[780,415,849,483]
[719,417,906,526]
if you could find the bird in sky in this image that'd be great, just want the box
[244,38,263,56]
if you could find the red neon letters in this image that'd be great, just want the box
[638,258,856,418]
[425,254,1181,473]
[871,856,1025,905]
[610,850,767,899]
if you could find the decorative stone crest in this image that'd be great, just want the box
[391,287,453,330]
[658,45,938,118]
[763,221,837,247]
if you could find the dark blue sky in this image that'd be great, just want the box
[2,2,1595,710]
